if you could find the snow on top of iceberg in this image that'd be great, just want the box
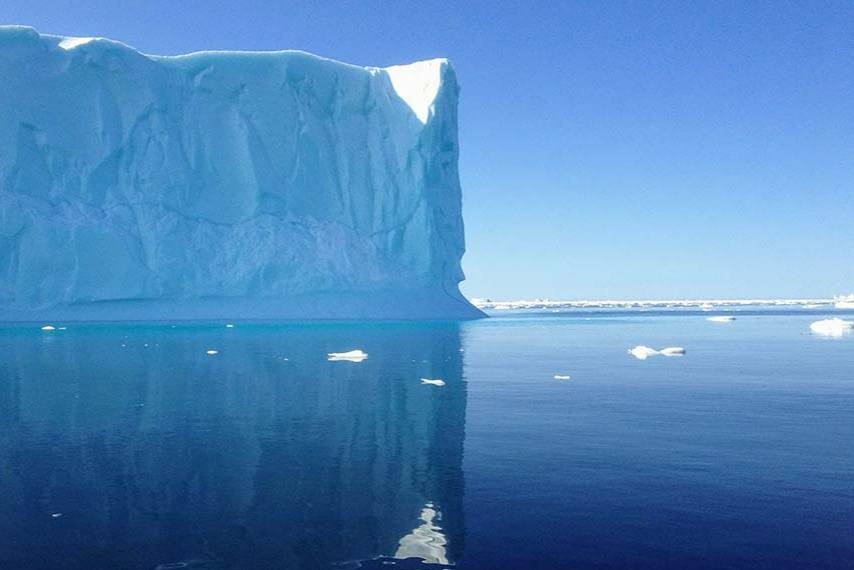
[2,26,450,127]
[383,59,449,124]
[57,36,97,50]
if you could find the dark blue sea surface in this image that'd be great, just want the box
[0,309,852,569]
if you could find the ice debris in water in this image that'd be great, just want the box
[810,318,854,337]
[553,375,571,380]
[225,324,235,328]
[707,316,736,322]
[421,378,446,387]
[628,346,659,360]
[205,350,219,355]
[629,346,686,359]
[328,349,368,362]
[41,325,56,331]
[50,513,63,518]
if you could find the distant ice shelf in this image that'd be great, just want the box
[0,26,483,321]
[471,298,841,311]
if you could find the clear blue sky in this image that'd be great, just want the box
[4,0,853,299]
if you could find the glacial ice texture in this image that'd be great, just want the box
[0,27,482,320]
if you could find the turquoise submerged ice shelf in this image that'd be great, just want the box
[0,26,482,320]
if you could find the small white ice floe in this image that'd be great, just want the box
[810,318,854,337]
[41,325,56,331]
[328,349,368,362]
[628,346,659,360]
[707,316,736,322]
[629,345,685,359]
[225,323,235,328]
[50,513,63,518]
[205,350,219,355]
[421,378,446,387]
[553,375,572,380]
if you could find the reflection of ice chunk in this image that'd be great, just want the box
[810,318,854,337]
[660,346,686,356]
[628,346,659,360]
[554,375,571,380]
[707,316,736,322]
[395,503,449,564]
[205,350,219,355]
[328,349,368,362]
[421,378,446,387]
[41,325,56,331]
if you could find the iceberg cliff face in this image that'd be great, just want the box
[0,26,482,320]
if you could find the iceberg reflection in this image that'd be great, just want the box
[0,322,466,569]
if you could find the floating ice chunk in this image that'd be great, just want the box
[328,349,368,362]
[50,513,63,518]
[833,294,854,309]
[707,316,736,322]
[553,375,571,380]
[41,325,56,331]
[628,346,659,360]
[810,318,854,337]
[701,303,714,311]
[421,378,446,387]
[660,346,686,356]
[205,349,219,355]
[58,326,67,330]
[225,324,235,328]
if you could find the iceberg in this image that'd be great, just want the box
[810,318,854,337]
[0,26,483,321]
[628,345,659,360]
[328,349,368,362]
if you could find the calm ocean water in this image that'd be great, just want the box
[1,308,852,569]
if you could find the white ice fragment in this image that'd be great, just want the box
[707,316,736,322]
[553,375,571,380]
[58,326,67,330]
[205,349,219,355]
[833,294,854,309]
[51,513,63,518]
[41,325,56,331]
[660,346,686,356]
[225,323,235,328]
[328,349,368,362]
[421,378,446,387]
[810,318,854,337]
[628,346,659,360]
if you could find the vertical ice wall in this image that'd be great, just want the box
[0,26,482,319]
